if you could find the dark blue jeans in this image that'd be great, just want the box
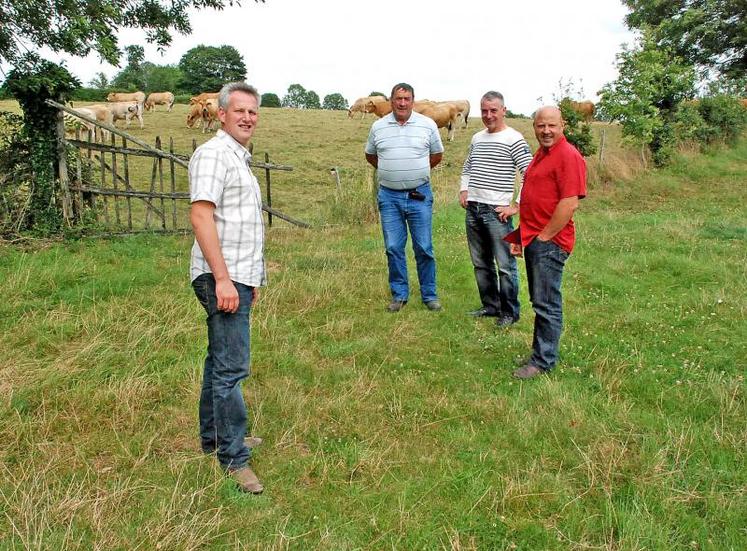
[377,182,438,303]
[524,238,569,371]
[465,202,520,320]
[192,273,253,471]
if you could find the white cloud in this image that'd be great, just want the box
[40,0,634,116]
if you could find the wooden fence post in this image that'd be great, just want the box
[55,110,74,226]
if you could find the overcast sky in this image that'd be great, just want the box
[48,0,636,116]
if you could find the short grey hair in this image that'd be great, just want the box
[481,91,505,104]
[218,82,260,109]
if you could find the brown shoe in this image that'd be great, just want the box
[512,365,545,379]
[245,436,263,448]
[387,300,406,312]
[230,466,264,494]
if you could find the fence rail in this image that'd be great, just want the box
[47,99,310,233]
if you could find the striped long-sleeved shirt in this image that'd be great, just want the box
[460,127,533,205]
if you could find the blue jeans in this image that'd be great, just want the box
[377,182,437,303]
[192,273,253,471]
[465,202,520,320]
[524,238,569,371]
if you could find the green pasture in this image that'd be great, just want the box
[0,100,745,549]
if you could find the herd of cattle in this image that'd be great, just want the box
[66,90,613,144]
[65,90,216,142]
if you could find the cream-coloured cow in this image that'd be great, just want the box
[446,99,470,127]
[419,102,460,141]
[93,101,143,129]
[144,91,175,112]
[65,105,113,142]
[106,91,146,109]
[201,99,220,133]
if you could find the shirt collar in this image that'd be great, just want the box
[216,129,252,162]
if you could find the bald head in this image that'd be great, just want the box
[533,105,565,148]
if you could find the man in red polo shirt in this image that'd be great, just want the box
[506,106,587,379]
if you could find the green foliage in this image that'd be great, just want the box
[70,87,109,102]
[598,33,696,165]
[623,0,747,80]
[368,91,387,98]
[261,92,281,108]
[0,111,31,235]
[282,83,307,108]
[172,93,193,105]
[143,64,183,93]
[558,98,597,157]
[674,95,747,147]
[506,110,528,119]
[305,90,321,110]
[178,45,247,95]
[3,54,79,235]
[0,0,242,66]
[88,72,109,89]
[322,93,349,110]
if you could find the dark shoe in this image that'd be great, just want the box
[230,466,264,494]
[387,300,407,312]
[512,365,545,379]
[496,315,519,328]
[424,300,442,311]
[468,307,498,317]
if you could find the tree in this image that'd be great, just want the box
[88,72,109,89]
[368,91,387,98]
[282,84,307,108]
[0,1,264,66]
[322,93,348,110]
[143,64,183,92]
[598,33,696,165]
[305,90,321,109]
[178,45,247,94]
[261,93,281,107]
[623,0,747,80]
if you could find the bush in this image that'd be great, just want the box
[261,93,281,108]
[70,87,109,102]
[697,95,747,145]
[558,98,597,157]
[173,93,194,105]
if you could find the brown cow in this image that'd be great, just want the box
[569,100,595,122]
[348,95,387,119]
[201,99,219,133]
[186,102,204,129]
[190,92,219,105]
[419,102,460,141]
[445,99,470,127]
[145,91,175,112]
[367,99,394,118]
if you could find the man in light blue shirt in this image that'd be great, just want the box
[365,83,444,312]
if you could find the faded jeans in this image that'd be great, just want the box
[465,202,520,320]
[524,238,569,371]
[192,273,253,471]
[377,182,438,303]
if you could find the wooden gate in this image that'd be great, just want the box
[49,100,310,234]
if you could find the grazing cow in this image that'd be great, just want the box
[348,95,387,119]
[419,102,460,141]
[65,105,113,142]
[568,100,595,122]
[144,91,175,112]
[412,100,436,114]
[106,91,146,109]
[367,99,394,118]
[201,99,220,133]
[186,102,204,129]
[447,99,470,127]
[189,92,219,105]
[94,101,143,129]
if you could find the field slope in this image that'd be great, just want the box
[1,137,745,549]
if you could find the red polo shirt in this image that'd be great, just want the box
[513,136,587,253]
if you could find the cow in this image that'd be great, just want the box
[367,99,394,118]
[144,91,175,112]
[447,99,470,127]
[65,105,113,142]
[741,98,747,109]
[93,101,143,129]
[186,102,204,129]
[348,95,387,119]
[106,91,146,109]
[201,99,220,133]
[412,100,436,114]
[190,92,219,105]
[419,102,460,141]
[568,100,595,122]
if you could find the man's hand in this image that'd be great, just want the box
[216,277,239,313]
[495,204,519,222]
[510,243,523,257]
[459,190,468,208]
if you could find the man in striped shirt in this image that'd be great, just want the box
[459,91,533,327]
[365,83,445,313]
[189,82,265,494]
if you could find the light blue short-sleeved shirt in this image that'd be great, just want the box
[365,111,444,190]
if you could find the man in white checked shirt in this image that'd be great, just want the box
[189,82,265,494]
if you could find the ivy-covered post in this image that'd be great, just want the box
[4,54,79,235]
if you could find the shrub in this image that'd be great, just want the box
[71,87,109,102]
[558,98,597,157]
[261,93,281,108]
[697,95,747,145]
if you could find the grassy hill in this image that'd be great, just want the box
[0,101,745,549]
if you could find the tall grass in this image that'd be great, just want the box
[0,100,745,549]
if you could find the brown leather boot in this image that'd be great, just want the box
[230,466,264,494]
